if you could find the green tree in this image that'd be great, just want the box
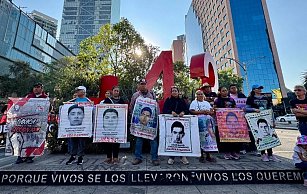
[0,61,42,97]
[218,68,244,90]
[173,61,200,98]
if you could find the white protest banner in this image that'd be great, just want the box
[198,115,218,152]
[1,125,9,133]
[5,98,50,157]
[245,109,281,151]
[130,97,158,140]
[158,115,201,157]
[58,103,93,138]
[93,104,128,143]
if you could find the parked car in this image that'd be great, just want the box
[276,114,297,122]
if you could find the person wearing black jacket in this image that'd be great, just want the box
[101,86,125,164]
[163,86,189,165]
[228,84,246,99]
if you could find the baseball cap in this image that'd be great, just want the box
[252,84,264,90]
[297,135,307,145]
[76,86,86,93]
[201,82,211,88]
[33,82,43,87]
[139,79,147,84]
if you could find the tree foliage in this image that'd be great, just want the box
[173,61,200,98]
[0,61,42,97]
[218,68,244,90]
[44,18,159,102]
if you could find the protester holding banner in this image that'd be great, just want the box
[190,90,216,163]
[14,83,48,164]
[130,79,160,166]
[292,135,307,186]
[65,86,92,165]
[228,84,248,155]
[246,85,279,162]
[102,86,125,164]
[162,86,190,165]
[290,85,307,135]
[214,86,241,160]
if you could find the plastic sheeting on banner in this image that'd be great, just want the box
[93,104,128,143]
[130,97,158,140]
[5,98,50,157]
[245,109,281,151]
[216,108,250,142]
[198,115,218,152]
[58,103,93,138]
[158,115,201,157]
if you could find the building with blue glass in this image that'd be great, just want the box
[59,0,121,54]
[186,0,286,96]
[0,0,74,75]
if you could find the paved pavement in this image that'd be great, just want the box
[0,128,306,193]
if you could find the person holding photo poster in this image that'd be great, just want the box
[214,86,242,160]
[130,79,160,166]
[162,86,190,165]
[246,85,279,162]
[290,85,307,135]
[101,86,126,164]
[65,86,92,165]
[190,90,217,163]
[14,82,48,164]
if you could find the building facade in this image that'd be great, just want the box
[29,10,58,37]
[171,35,185,63]
[0,0,74,75]
[59,0,120,54]
[187,0,286,96]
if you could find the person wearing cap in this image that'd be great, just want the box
[292,135,307,186]
[129,79,160,166]
[290,85,307,135]
[26,83,48,98]
[246,85,279,162]
[65,86,92,165]
[15,83,48,164]
[201,83,217,105]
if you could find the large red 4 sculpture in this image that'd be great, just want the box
[145,51,218,100]
[97,51,218,106]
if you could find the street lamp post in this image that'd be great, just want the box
[224,57,249,92]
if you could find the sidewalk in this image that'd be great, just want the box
[0,129,306,193]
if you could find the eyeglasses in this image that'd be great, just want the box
[294,89,302,91]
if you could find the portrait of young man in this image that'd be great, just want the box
[102,108,119,131]
[67,104,85,126]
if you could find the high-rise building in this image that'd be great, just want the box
[0,0,74,75]
[29,10,58,37]
[60,0,120,54]
[186,0,286,96]
[171,35,185,63]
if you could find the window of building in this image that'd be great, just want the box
[219,20,223,26]
[223,14,227,20]
[217,41,221,46]
[225,22,229,29]
[221,36,225,42]
[228,49,232,55]
[226,31,230,37]
[227,40,231,46]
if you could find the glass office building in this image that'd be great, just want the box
[188,0,286,96]
[0,0,74,75]
[185,4,205,65]
[60,0,121,54]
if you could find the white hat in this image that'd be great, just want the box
[76,86,86,93]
